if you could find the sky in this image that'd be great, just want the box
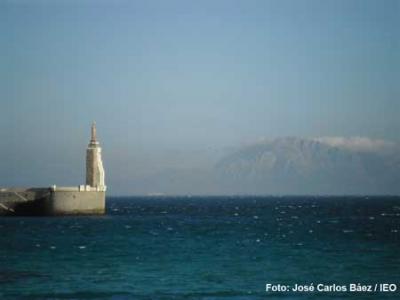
[0,0,399,194]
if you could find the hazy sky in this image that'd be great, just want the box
[1,0,399,194]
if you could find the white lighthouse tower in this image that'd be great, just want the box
[86,122,106,190]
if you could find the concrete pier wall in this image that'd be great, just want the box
[50,190,105,215]
[0,188,105,216]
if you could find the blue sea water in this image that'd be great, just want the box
[1,196,400,300]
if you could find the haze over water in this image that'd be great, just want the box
[1,1,400,298]
[1,0,399,195]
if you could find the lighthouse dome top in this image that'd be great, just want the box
[89,122,100,146]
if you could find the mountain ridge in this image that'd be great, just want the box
[215,137,400,195]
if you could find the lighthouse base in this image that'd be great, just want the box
[0,187,106,216]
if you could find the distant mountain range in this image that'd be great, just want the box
[120,137,400,195]
[215,137,400,195]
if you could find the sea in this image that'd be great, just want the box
[1,196,400,300]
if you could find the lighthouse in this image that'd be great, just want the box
[1,122,106,215]
[86,122,106,190]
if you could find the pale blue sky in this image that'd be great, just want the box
[0,0,399,193]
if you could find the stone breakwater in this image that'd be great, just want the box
[0,186,105,216]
